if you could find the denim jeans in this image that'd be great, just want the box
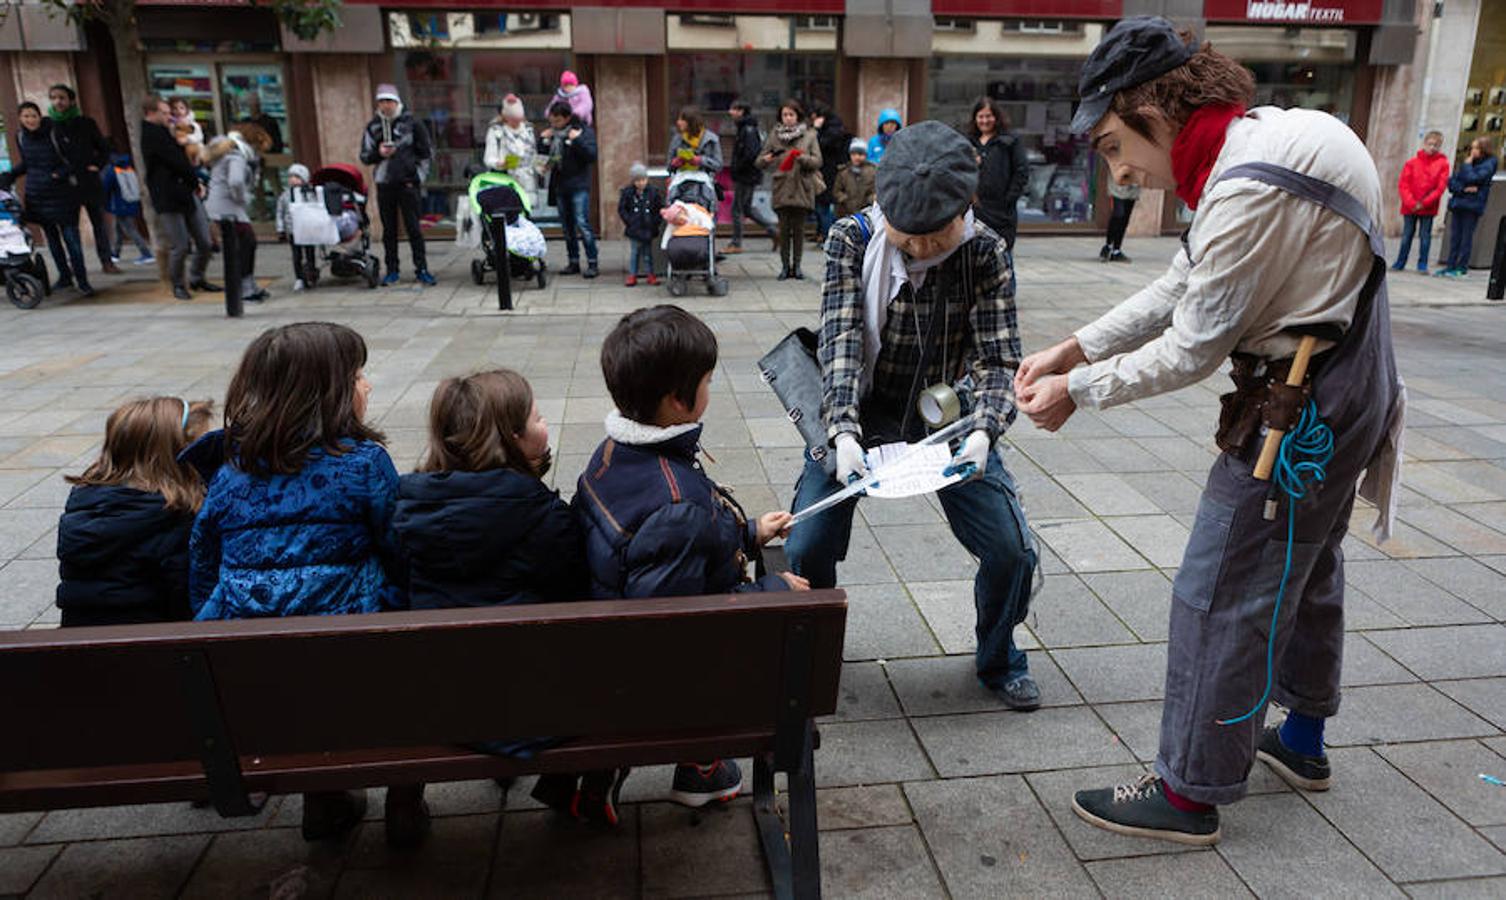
[1393,214,1433,270]
[113,214,152,258]
[556,186,597,265]
[40,222,88,286]
[1445,210,1480,272]
[628,238,654,276]
[814,201,835,240]
[784,450,1036,687]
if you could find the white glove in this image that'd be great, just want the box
[944,430,991,481]
[834,433,869,485]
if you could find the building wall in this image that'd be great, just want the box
[309,55,376,229]
[856,58,908,136]
[12,51,74,108]
[594,55,649,240]
[1365,0,1438,237]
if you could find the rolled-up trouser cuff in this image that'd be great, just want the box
[1273,682,1341,719]
[1153,757,1249,807]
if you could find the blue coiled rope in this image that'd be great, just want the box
[1216,399,1335,727]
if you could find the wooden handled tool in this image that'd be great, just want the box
[1253,334,1318,481]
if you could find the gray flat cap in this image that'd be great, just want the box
[875,120,978,235]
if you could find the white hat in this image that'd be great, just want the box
[375,83,401,103]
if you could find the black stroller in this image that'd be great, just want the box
[466,170,547,291]
[293,164,381,290]
[663,171,728,297]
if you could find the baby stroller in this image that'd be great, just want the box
[0,190,50,309]
[663,171,727,297]
[288,164,380,290]
[466,170,547,290]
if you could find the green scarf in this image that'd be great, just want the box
[49,105,80,122]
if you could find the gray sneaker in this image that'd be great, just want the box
[1073,775,1220,846]
[994,675,1041,711]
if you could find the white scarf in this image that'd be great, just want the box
[858,206,975,396]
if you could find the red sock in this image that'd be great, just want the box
[1161,781,1214,813]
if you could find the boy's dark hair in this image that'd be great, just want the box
[224,322,385,476]
[730,101,752,118]
[49,84,76,101]
[601,305,718,424]
[547,100,573,120]
[1110,29,1255,143]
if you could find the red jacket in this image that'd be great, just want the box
[1398,150,1450,217]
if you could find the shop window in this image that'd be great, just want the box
[928,55,1097,225]
[1207,26,1356,120]
[1006,20,1083,35]
[933,18,976,33]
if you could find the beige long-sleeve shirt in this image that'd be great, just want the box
[1068,107,1381,410]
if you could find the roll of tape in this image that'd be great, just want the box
[917,383,961,428]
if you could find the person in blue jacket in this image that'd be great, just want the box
[100,153,154,265]
[550,305,808,826]
[867,107,902,164]
[1437,136,1497,278]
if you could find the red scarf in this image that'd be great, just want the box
[1170,104,1244,210]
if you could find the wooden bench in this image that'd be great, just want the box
[0,588,846,899]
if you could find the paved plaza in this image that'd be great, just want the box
[2,235,1505,898]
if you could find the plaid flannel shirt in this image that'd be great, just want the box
[817,216,1021,442]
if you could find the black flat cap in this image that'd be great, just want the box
[875,120,978,235]
[1071,16,1196,135]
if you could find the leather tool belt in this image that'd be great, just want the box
[1215,352,1319,455]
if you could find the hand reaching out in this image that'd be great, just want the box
[757,511,793,545]
[778,572,811,591]
[1014,336,1086,398]
[1018,373,1076,432]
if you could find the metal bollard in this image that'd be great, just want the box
[1489,214,1505,302]
[490,215,512,311]
[219,219,242,318]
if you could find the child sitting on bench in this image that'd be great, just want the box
[533,305,808,825]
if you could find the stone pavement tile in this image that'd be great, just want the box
[1011,438,1105,476]
[490,808,638,898]
[641,800,770,897]
[0,844,60,896]
[1025,763,1199,861]
[815,719,934,786]
[816,785,914,831]
[1053,643,1169,703]
[1344,560,1492,626]
[0,468,49,506]
[0,507,55,559]
[28,833,210,900]
[819,825,946,899]
[1216,792,1402,898]
[870,522,980,583]
[858,494,943,527]
[1437,678,1506,730]
[1009,469,1090,520]
[913,707,1135,777]
[841,583,942,661]
[1104,515,1192,569]
[0,811,40,846]
[1342,633,1421,686]
[1086,851,1252,899]
[1097,700,1164,763]
[1348,519,1459,561]
[1404,462,1501,504]
[6,470,72,509]
[179,828,344,900]
[1375,740,1506,827]
[1035,519,1152,572]
[347,811,497,869]
[1119,471,1207,517]
[336,860,489,900]
[834,524,901,587]
[1307,748,1506,882]
[1327,684,1499,746]
[1342,584,1410,631]
[28,797,282,843]
[1078,438,1173,474]
[1,434,99,469]
[1364,624,1506,680]
[1029,574,1138,648]
[906,580,980,654]
[826,661,903,722]
[884,652,1082,717]
[1055,473,1160,516]
[1402,877,1506,899]
[1399,504,1506,556]
[0,558,58,628]
[1083,570,1173,642]
[905,775,1100,898]
[1459,503,1506,536]
[700,447,768,485]
[1486,827,1506,853]
[1403,556,1506,620]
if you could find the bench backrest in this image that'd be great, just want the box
[1,591,846,773]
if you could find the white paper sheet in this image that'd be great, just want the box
[864,441,963,498]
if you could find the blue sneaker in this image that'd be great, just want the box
[1417,265,1428,274]
[415,269,437,286]
[669,760,742,808]
[381,271,400,286]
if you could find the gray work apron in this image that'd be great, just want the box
[1156,162,1403,806]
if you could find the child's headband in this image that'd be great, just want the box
[178,398,190,431]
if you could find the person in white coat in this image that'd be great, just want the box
[203,131,266,301]
[483,94,538,199]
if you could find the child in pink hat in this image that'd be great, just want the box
[553,70,593,126]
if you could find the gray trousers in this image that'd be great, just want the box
[160,205,211,288]
[1154,161,1402,806]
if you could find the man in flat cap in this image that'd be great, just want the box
[784,120,1040,710]
[1016,17,1404,845]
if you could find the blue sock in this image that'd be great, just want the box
[1279,711,1325,757]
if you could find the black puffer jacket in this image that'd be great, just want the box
[973,132,1030,239]
[731,115,764,185]
[392,468,586,609]
[815,114,851,205]
[56,484,194,627]
[5,120,80,226]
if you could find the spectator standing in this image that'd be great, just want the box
[360,84,436,286]
[866,108,902,164]
[3,102,93,296]
[758,98,823,281]
[831,137,876,218]
[239,94,284,154]
[725,101,778,254]
[812,105,851,241]
[1438,137,1496,278]
[204,132,266,302]
[1393,130,1449,273]
[140,94,215,301]
[618,162,663,286]
[1100,181,1139,263]
[101,152,154,265]
[553,70,594,126]
[969,97,1029,253]
[483,94,538,197]
[668,107,722,177]
[541,100,599,278]
[48,84,118,274]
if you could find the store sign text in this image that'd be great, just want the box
[1244,1,1345,22]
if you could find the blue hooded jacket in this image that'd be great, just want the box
[866,108,902,165]
[573,413,786,600]
[100,153,143,218]
[1447,154,1497,215]
[190,438,405,619]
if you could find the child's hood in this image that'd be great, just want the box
[110,152,134,169]
[58,484,180,566]
[394,469,560,572]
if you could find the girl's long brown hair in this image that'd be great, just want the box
[223,322,384,476]
[419,369,540,476]
[67,397,216,512]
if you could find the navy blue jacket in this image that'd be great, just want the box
[544,117,597,199]
[56,484,194,627]
[573,418,786,599]
[1448,155,1497,215]
[617,183,664,243]
[393,468,586,609]
[5,120,80,226]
